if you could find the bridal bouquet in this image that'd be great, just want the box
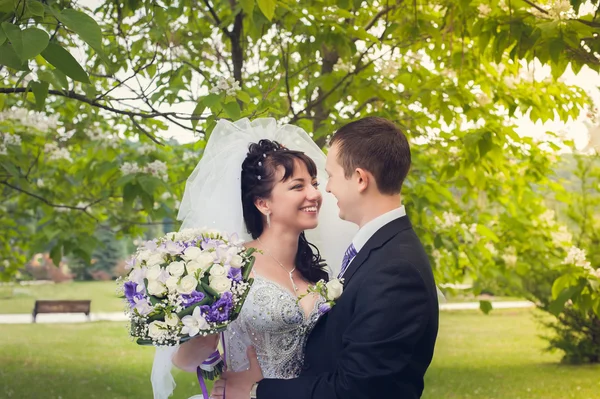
[118,228,256,347]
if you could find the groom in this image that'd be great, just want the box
[213,116,439,399]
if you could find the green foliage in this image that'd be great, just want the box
[0,0,599,353]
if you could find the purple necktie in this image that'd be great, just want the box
[338,243,357,279]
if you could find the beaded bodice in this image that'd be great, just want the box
[224,275,323,378]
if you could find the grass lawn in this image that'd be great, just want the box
[423,310,600,399]
[1,321,200,399]
[0,281,125,314]
[1,309,599,398]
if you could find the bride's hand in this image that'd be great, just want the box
[172,333,220,372]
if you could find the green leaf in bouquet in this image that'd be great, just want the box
[148,295,161,306]
[245,247,257,256]
[201,281,219,299]
[232,277,254,316]
[176,296,211,319]
[136,338,154,346]
[242,255,256,281]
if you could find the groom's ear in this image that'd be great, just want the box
[254,197,270,215]
[355,168,370,193]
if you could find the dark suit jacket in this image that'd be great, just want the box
[257,216,439,399]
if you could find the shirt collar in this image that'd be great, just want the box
[352,206,406,253]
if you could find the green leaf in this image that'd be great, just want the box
[240,0,254,14]
[41,43,90,83]
[476,225,499,242]
[0,0,14,13]
[551,274,576,299]
[548,285,580,316]
[137,175,163,196]
[0,160,20,177]
[202,93,221,107]
[30,81,49,110]
[38,69,64,91]
[123,182,138,209]
[52,69,69,90]
[257,0,276,20]
[1,22,22,55]
[0,26,5,46]
[548,39,564,64]
[140,192,154,213]
[55,9,103,53]
[479,300,493,314]
[19,27,49,61]
[191,100,206,130]
[236,91,251,104]
[147,63,156,78]
[27,1,45,18]
[0,42,27,70]
[50,243,63,267]
[223,101,241,119]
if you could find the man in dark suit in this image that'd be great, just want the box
[212,116,439,399]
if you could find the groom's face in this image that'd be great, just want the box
[325,143,359,224]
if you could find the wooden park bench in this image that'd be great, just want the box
[32,300,91,322]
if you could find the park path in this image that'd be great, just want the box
[0,301,534,324]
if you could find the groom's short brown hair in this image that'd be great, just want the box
[329,116,411,195]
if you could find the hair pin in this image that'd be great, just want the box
[263,153,267,158]
[258,161,262,166]
[257,175,262,180]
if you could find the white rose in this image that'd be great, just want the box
[148,321,168,339]
[164,313,180,327]
[137,249,152,262]
[165,276,179,292]
[146,253,165,267]
[146,265,163,281]
[167,261,186,277]
[197,251,216,269]
[178,275,199,295]
[181,246,202,262]
[147,280,167,297]
[229,255,244,268]
[209,275,232,294]
[186,261,206,278]
[325,279,344,301]
[210,264,226,277]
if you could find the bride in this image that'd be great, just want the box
[151,118,355,399]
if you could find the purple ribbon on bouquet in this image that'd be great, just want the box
[196,332,227,399]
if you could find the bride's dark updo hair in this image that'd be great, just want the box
[241,139,328,283]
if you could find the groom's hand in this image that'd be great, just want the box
[211,346,263,399]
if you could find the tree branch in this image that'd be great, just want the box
[201,0,232,38]
[1,180,88,212]
[0,87,205,135]
[363,1,403,33]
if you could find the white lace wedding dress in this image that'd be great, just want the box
[223,274,325,378]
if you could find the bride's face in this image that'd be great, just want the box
[267,160,322,232]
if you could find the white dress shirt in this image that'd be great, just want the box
[352,205,407,253]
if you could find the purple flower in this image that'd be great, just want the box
[201,292,234,323]
[181,290,206,307]
[318,303,332,315]
[124,281,145,307]
[227,267,242,282]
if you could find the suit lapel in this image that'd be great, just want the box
[341,216,413,286]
